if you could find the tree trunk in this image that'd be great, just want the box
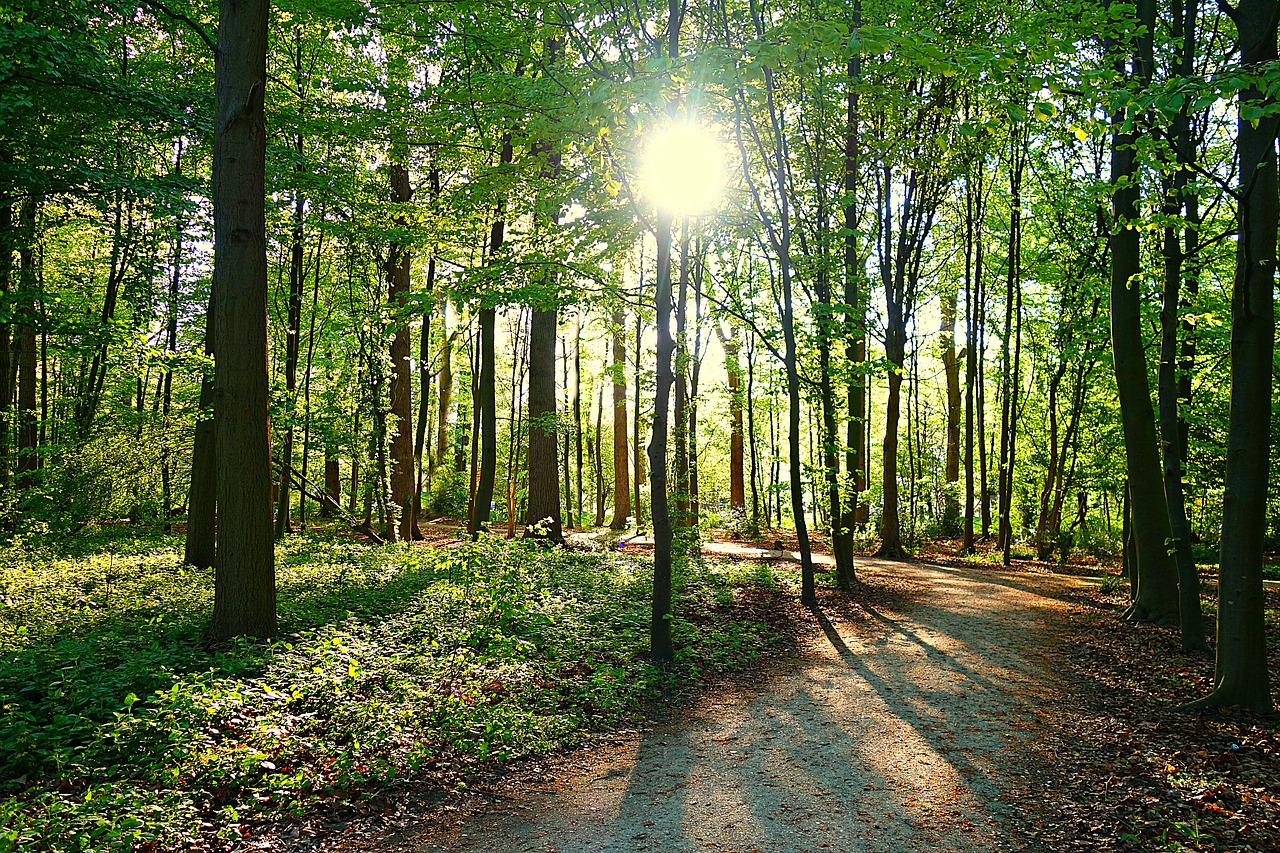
[1158,0,1207,653]
[274,152,305,540]
[14,195,38,492]
[470,131,512,538]
[526,305,562,542]
[572,313,584,528]
[650,205,677,663]
[633,309,645,524]
[1186,0,1277,711]
[1109,0,1181,625]
[0,201,12,498]
[387,160,417,542]
[940,283,962,537]
[611,309,631,528]
[207,0,276,641]
[435,306,454,468]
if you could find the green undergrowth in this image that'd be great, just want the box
[0,531,791,852]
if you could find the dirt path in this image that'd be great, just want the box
[399,558,1083,853]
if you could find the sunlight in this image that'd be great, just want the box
[640,121,726,216]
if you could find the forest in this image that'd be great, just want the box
[1,0,1279,849]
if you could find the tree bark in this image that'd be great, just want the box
[470,132,512,538]
[1186,0,1277,711]
[14,194,38,492]
[611,309,631,528]
[1109,0,1181,625]
[207,0,276,641]
[387,160,417,541]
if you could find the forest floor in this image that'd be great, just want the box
[314,543,1280,853]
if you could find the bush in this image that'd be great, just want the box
[426,466,469,518]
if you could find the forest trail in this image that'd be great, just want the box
[395,558,1080,853]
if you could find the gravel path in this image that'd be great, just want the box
[418,558,1080,853]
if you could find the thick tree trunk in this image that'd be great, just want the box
[1186,0,1277,711]
[611,310,631,528]
[207,0,276,641]
[525,306,562,542]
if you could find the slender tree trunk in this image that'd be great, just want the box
[836,2,864,588]
[1158,0,1206,652]
[207,0,276,640]
[593,382,605,526]
[650,204,677,663]
[940,285,962,537]
[611,309,631,528]
[1109,0,1181,624]
[562,333,573,530]
[435,306,454,468]
[962,158,980,553]
[633,307,645,524]
[386,160,417,542]
[0,200,12,500]
[14,195,38,492]
[470,131,512,538]
[274,148,306,540]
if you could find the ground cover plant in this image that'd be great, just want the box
[0,530,795,852]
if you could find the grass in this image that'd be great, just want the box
[0,529,794,852]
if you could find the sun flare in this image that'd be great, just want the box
[640,122,726,216]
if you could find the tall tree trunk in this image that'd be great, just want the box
[611,309,631,528]
[1158,0,1206,652]
[940,284,962,537]
[435,306,454,468]
[962,155,981,553]
[593,382,605,526]
[207,0,276,641]
[526,305,562,542]
[562,333,573,530]
[0,200,12,499]
[572,314,584,527]
[746,334,761,534]
[1109,0,1181,624]
[723,332,745,513]
[1186,0,1277,711]
[185,296,217,568]
[650,206,677,663]
[470,132,513,538]
[836,0,864,588]
[274,142,306,540]
[14,194,38,492]
[387,160,417,542]
[633,309,645,524]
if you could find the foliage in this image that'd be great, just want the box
[0,530,790,852]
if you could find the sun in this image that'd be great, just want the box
[640,121,726,216]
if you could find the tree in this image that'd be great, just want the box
[206,0,276,642]
[1185,0,1277,712]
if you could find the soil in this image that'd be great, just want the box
[337,557,1087,853]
